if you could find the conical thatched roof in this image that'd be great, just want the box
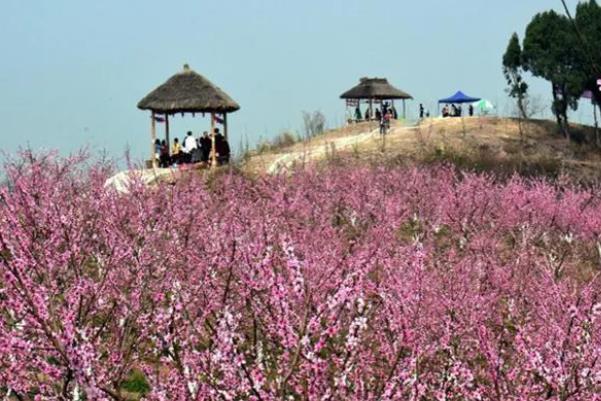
[340,77,413,100]
[138,64,240,113]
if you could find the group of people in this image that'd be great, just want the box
[441,104,474,118]
[349,102,399,123]
[155,128,230,168]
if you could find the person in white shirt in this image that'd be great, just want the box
[182,131,197,163]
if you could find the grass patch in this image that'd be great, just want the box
[120,370,151,396]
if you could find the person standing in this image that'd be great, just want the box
[189,133,203,163]
[171,137,182,164]
[200,131,211,162]
[468,104,474,117]
[379,113,387,135]
[214,128,231,165]
[419,103,425,119]
[154,139,161,164]
[182,131,197,163]
[355,106,362,121]
[375,108,382,122]
[384,108,393,131]
[159,140,170,168]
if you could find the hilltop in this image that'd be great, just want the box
[105,116,601,193]
[243,117,601,181]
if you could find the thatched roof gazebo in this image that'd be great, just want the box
[138,64,240,167]
[340,77,413,120]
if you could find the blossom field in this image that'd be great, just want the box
[1,153,601,401]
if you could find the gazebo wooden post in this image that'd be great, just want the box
[210,113,217,169]
[345,102,348,125]
[150,111,157,168]
[164,114,171,156]
[223,113,228,142]
[369,99,373,121]
[593,102,599,144]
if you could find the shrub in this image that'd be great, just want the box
[253,131,299,156]
[271,131,298,149]
[302,110,327,139]
[120,370,151,396]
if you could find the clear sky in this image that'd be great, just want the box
[0,0,594,163]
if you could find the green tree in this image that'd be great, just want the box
[502,33,528,119]
[522,10,587,139]
[575,0,601,77]
[575,0,601,144]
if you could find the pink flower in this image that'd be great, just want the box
[1,152,600,400]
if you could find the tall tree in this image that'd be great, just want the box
[575,0,601,144]
[522,10,586,139]
[502,33,528,120]
[574,0,601,79]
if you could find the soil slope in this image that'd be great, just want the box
[243,117,601,181]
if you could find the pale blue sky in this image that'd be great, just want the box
[0,0,594,162]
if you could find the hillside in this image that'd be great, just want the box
[244,117,601,181]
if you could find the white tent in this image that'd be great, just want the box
[472,99,495,115]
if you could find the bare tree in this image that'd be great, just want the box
[302,111,327,139]
[522,95,547,119]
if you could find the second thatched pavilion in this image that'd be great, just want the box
[340,77,412,121]
[138,64,240,168]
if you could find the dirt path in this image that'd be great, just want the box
[267,128,378,173]
[266,125,420,174]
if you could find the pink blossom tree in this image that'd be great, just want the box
[1,153,600,400]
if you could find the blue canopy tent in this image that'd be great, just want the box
[438,91,481,104]
[438,91,481,116]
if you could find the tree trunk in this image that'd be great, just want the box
[517,95,527,120]
[594,103,600,148]
[552,83,562,129]
[514,71,527,120]
[560,83,570,140]
[552,83,570,140]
